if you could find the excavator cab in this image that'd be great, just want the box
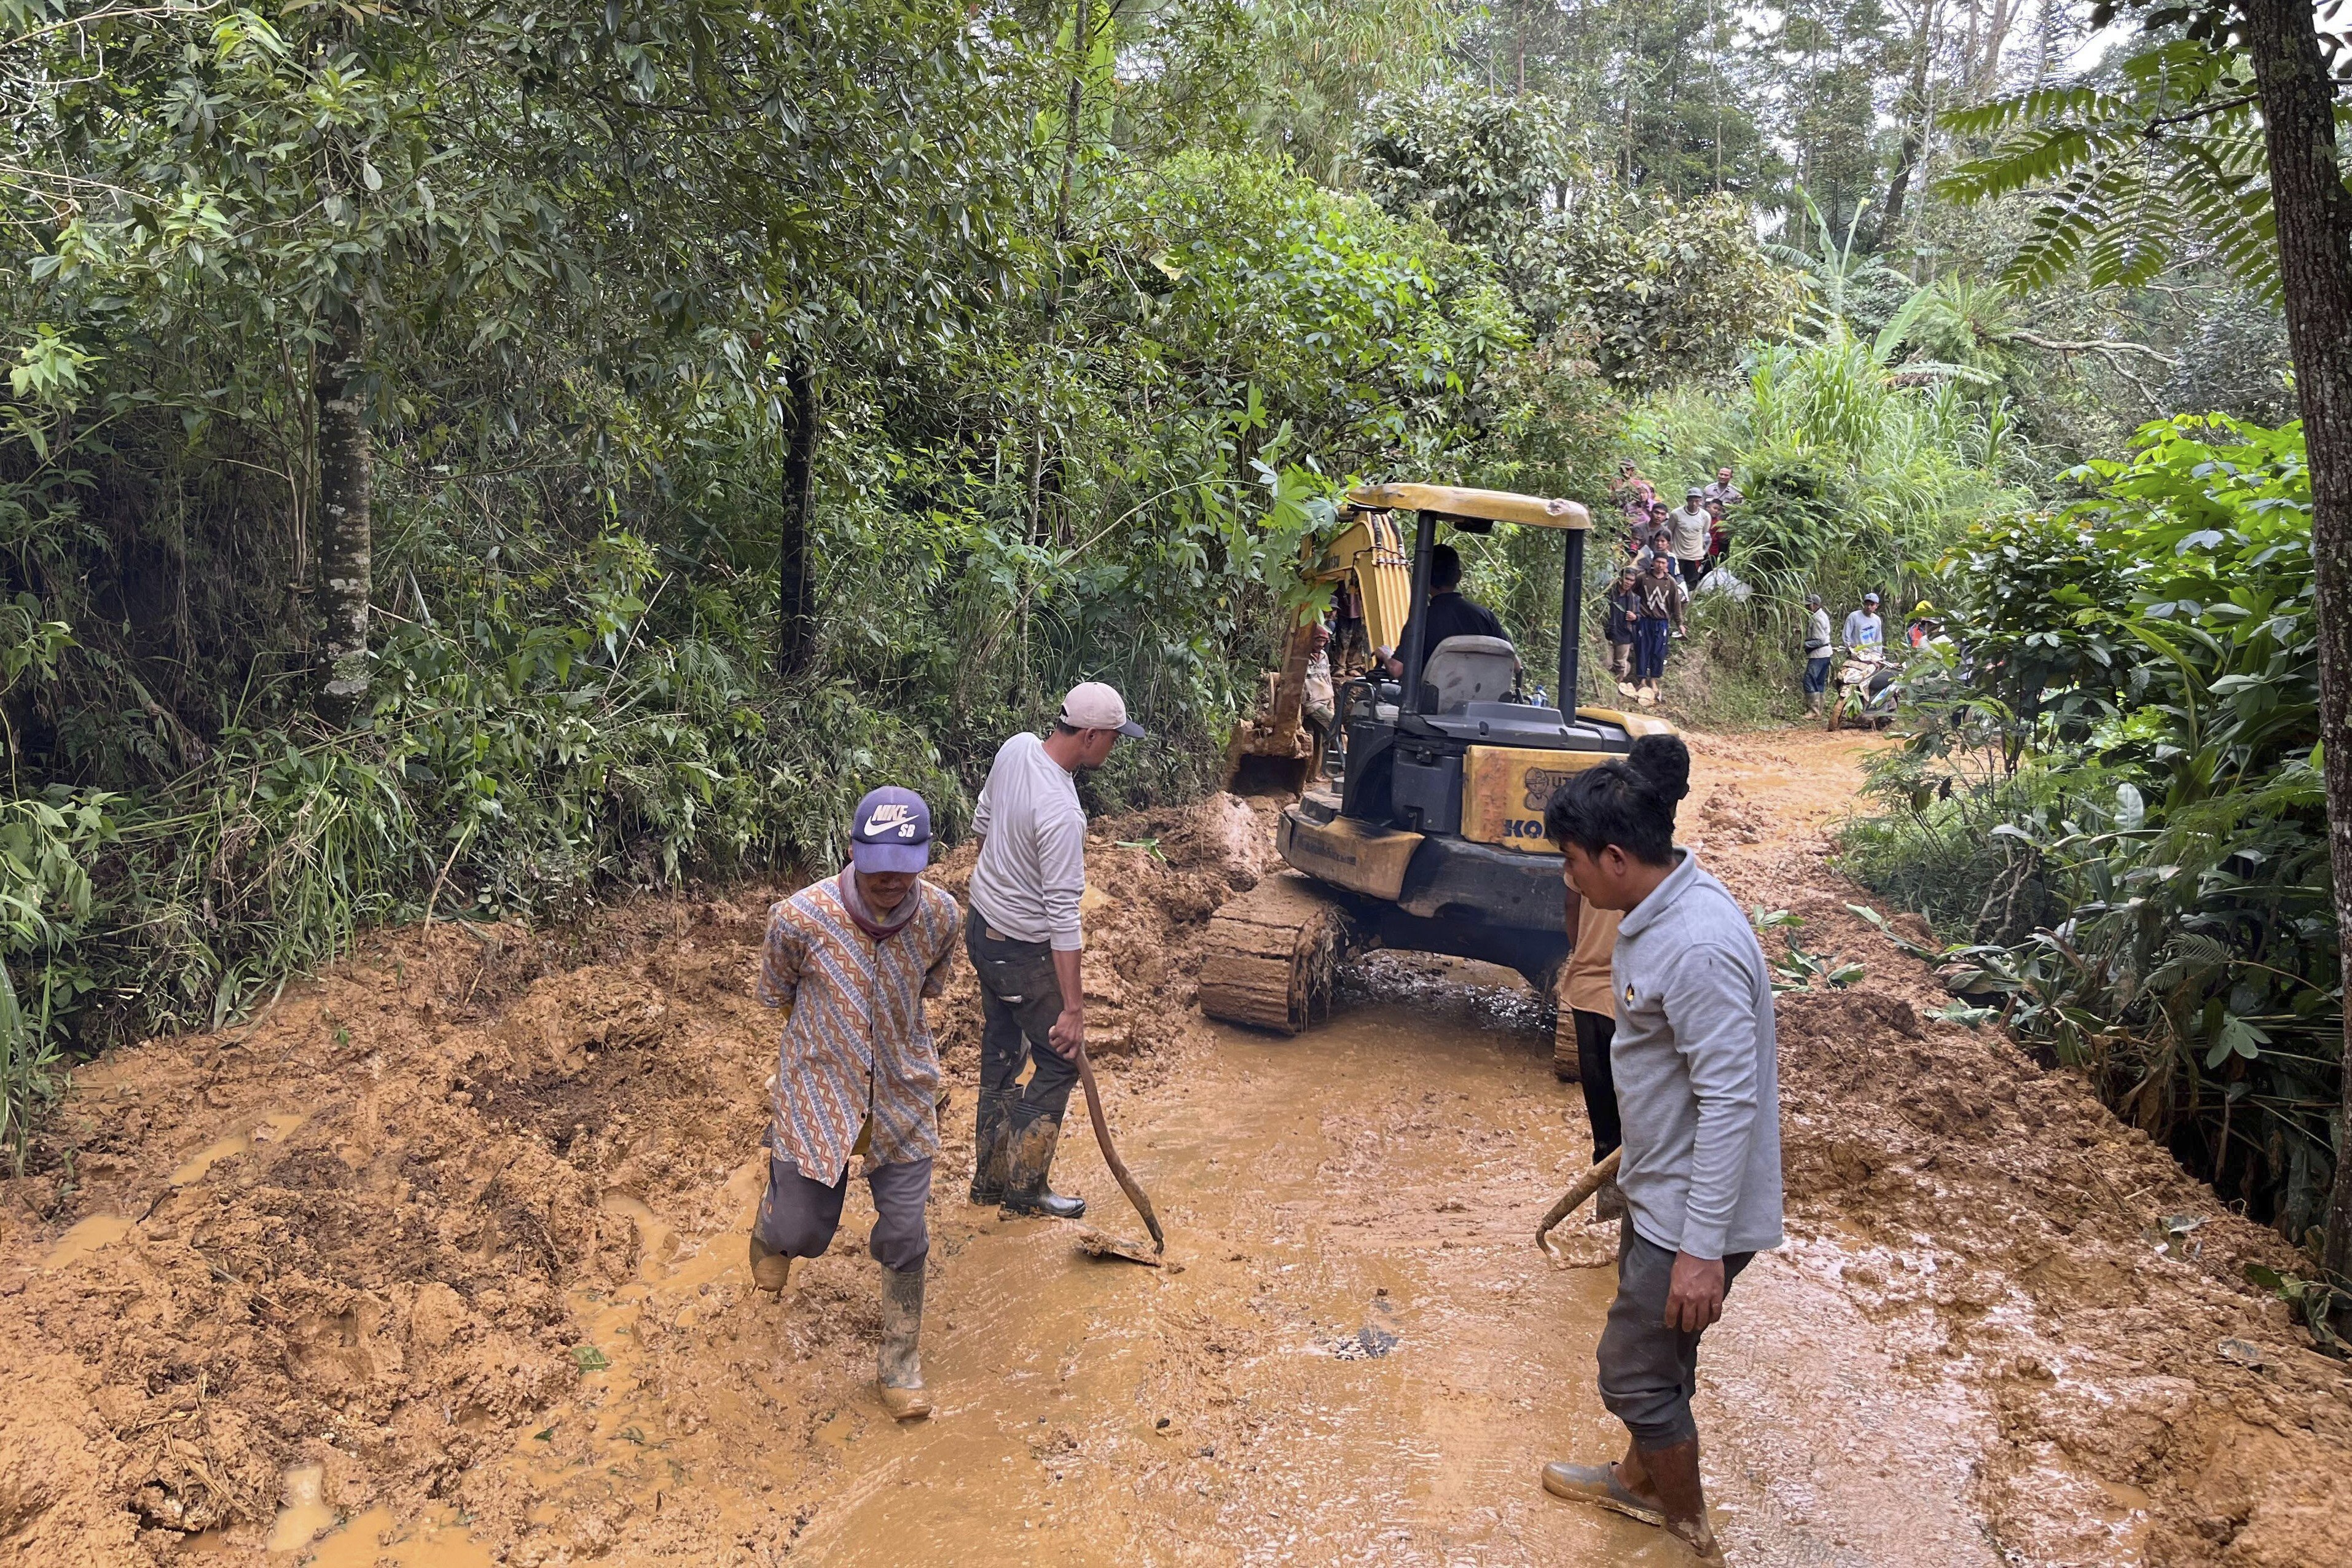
[1201,483,1671,1041]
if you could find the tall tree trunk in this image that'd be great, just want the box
[1971,0,2017,96]
[314,306,372,726]
[1878,0,1941,245]
[2240,0,2352,1295]
[776,358,819,678]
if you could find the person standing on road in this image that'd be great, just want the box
[1559,888,1628,1222]
[1632,555,1676,704]
[1604,567,1641,696]
[1302,621,1338,732]
[1666,489,1711,592]
[965,682,1146,1220]
[1842,592,1884,654]
[1539,735,1782,1566]
[751,786,962,1421]
[1302,621,1340,776]
[1802,593,1833,717]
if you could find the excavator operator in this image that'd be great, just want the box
[1378,544,1515,679]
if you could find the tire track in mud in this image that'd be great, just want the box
[0,734,2346,1565]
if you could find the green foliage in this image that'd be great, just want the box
[1512,192,1795,386]
[1845,417,2341,1247]
[1939,42,2280,303]
[1357,93,1792,388]
[1360,93,1582,246]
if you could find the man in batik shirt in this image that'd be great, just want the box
[751,786,960,1420]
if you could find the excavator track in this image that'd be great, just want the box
[1196,872,1362,1035]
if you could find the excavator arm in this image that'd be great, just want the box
[1223,506,1412,795]
[1307,508,1411,656]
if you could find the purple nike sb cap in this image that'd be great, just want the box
[849,786,933,874]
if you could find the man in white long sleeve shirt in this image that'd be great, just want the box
[1842,592,1884,653]
[964,682,1143,1219]
[1666,489,1711,592]
[1535,734,1779,1566]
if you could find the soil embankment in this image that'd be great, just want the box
[1,731,2346,1565]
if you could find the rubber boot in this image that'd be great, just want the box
[1000,1108,1086,1220]
[1540,1459,1666,1527]
[876,1263,932,1420]
[747,1233,792,1293]
[1594,1178,1626,1223]
[969,1088,1017,1205]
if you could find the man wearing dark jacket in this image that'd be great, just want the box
[1605,567,1641,695]
[1382,544,1510,676]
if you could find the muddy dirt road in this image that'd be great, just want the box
[4,731,2349,1566]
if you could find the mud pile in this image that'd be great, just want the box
[0,794,1274,1565]
[1686,731,2352,1568]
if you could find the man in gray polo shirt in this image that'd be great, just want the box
[1536,734,1780,1566]
[965,681,1145,1219]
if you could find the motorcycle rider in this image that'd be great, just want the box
[1841,592,1884,655]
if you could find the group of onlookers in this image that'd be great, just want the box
[1605,460,1910,721]
[1602,463,1742,705]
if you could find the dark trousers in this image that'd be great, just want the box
[1597,1228,1755,1449]
[1634,618,1671,681]
[1679,556,1705,590]
[753,1151,933,1271]
[965,909,1078,1118]
[1804,654,1831,696]
[1570,1009,1621,1162]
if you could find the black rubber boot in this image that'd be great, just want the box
[877,1263,931,1420]
[969,1088,1017,1205]
[1000,1108,1086,1220]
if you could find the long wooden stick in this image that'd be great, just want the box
[1535,1147,1623,1260]
[1073,1045,1166,1254]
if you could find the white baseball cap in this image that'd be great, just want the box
[1060,681,1146,738]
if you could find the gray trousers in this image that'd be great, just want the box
[1597,1227,1754,1449]
[965,909,1078,1118]
[752,1151,932,1272]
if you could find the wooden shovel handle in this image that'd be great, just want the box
[1535,1147,1623,1260]
[1074,1045,1166,1254]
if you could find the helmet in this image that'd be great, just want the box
[1913,600,1937,616]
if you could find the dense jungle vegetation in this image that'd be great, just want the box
[2,0,2349,1302]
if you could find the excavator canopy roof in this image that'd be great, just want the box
[1345,482,1592,531]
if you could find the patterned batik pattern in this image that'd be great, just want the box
[757,876,960,1185]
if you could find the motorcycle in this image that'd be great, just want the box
[1827,646,1899,730]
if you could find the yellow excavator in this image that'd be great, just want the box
[1201,482,1671,1043]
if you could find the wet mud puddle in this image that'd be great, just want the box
[791,990,1664,1566]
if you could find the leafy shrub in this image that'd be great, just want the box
[1845,415,2339,1246]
